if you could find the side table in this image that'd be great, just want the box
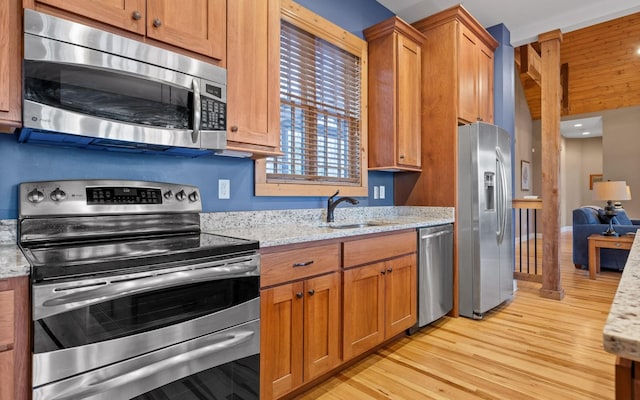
[587,234,634,279]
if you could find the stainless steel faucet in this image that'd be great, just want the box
[327,190,359,222]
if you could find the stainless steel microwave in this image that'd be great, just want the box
[19,10,227,156]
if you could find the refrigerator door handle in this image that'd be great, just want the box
[496,146,508,244]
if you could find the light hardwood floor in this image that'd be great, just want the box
[295,231,621,399]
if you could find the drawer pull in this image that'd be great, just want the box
[293,260,314,267]
[615,243,621,247]
[296,292,303,299]
[308,289,315,296]
[0,344,13,352]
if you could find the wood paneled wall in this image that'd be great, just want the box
[522,12,640,119]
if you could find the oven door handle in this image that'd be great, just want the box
[38,261,259,317]
[48,330,255,400]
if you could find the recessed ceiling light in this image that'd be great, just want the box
[637,48,640,55]
[582,131,591,135]
[574,123,583,127]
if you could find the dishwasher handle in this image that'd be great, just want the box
[420,230,451,240]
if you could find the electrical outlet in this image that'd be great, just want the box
[379,185,386,199]
[373,186,379,199]
[218,179,230,199]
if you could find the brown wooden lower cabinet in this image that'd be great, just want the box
[616,356,640,400]
[260,269,341,399]
[343,253,417,360]
[260,230,418,399]
[0,276,29,400]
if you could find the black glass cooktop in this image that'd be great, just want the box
[22,232,259,282]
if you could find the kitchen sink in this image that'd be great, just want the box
[328,222,389,229]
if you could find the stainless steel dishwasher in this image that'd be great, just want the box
[415,224,454,329]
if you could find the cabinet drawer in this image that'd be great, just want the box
[343,231,416,268]
[261,243,340,287]
[0,290,14,347]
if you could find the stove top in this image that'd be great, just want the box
[22,232,259,282]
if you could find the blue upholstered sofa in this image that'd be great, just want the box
[572,206,640,270]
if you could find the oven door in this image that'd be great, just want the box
[33,320,259,400]
[32,254,260,395]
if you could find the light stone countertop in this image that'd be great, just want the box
[603,233,640,361]
[201,206,454,248]
[0,244,30,279]
[0,206,454,279]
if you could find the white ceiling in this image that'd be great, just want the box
[560,116,603,139]
[376,0,640,46]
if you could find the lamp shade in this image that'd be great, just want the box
[592,181,631,201]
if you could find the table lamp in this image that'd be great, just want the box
[592,181,632,236]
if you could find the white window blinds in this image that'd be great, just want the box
[265,20,362,185]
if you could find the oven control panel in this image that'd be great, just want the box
[19,180,202,217]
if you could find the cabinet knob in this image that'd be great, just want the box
[153,18,162,28]
[296,292,303,299]
[387,268,393,273]
[381,270,386,275]
[131,11,142,20]
[308,289,315,296]
[231,126,239,133]
[399,155,405,159]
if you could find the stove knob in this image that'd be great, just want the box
[27,189,45,203]
[50,188,67,202]
[188,191,199,202]
[163,190,173,200]
[175,190,186,201]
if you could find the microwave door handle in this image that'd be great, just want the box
[192,78,201,144]
[49,330,255,400]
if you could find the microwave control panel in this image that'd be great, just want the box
[201,82,226,131]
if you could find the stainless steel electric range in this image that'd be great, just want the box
[18,179,260,400]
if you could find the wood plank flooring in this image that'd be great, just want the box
[294,231,621,399]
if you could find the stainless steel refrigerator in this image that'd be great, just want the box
[457,122,514,319]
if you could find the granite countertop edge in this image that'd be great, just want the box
[0,245,30,280]
[207,216,455,248]
[603,232,640,362]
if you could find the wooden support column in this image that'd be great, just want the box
[538,30,564,300]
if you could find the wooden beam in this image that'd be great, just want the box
[518,44,542,86]
[538,29,564,300]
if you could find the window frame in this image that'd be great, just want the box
[255,0,368,197]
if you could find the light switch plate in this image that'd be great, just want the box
[218,179,230,199]
[379,185,385,199]
[373,186,379,199]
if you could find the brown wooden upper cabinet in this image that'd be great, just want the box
[225,0,281,157]
[0,0,22,132]
[365,17,425,171]
[26,0,226,61]
[413,5,497,125]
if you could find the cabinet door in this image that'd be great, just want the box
[260,282,304,399]
[396,34,422,168]
[34,0,146,34]
[146,0,225,60]
[343,262,385,360]
[226,0,280,152]
[0,0,21,131]
[0,288,14,400]
[385,254,417,338]
[0,350,14,400]
[457,24,478,124]
[303,272,341,381]
[477,42,494,123]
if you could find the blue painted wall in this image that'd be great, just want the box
[487,24,515,191]
[0,0,395,219]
